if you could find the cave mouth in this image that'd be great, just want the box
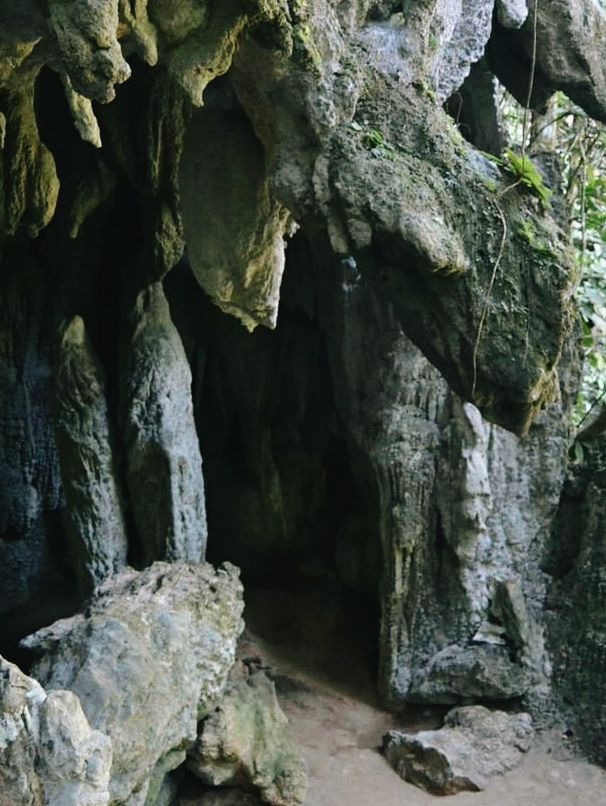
[166,242,383,697]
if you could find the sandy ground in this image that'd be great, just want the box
[239,586,606,806]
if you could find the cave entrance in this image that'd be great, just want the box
[165,237,381,698]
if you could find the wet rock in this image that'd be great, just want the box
[409,644,530,704]
[0,655,112,806]
[22,562,244,805]
[55,316,128,592]
[188,663,308,806]
[383,705,533,794]
[121,283,208,565]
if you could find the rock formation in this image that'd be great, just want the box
[54,315,128,591]
[0,0,604,801]
[188,663,308,806]
[22,562,244,805]
[0,655,112,806]
[384,705,534,794]
[121,283,208,565]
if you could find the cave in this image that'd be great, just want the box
[1,2,606,805]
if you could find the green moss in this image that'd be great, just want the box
[517,218,557,258]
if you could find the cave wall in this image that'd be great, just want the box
[546,445,606,765]
[0,0,605,795]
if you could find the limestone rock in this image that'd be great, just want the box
[322,270,568,711]
[383,705,533,795]
[179,103,293,331]
[492,0,606,123]
[47,0,131,103]
[0,655,112,806]
[547,445,606,765]
[121,283,208,565]
[54,316,128,592]
[62,75,102,148]
[434,0,495,101]
[410,644,530,704]
[22,562,244,805]
[496,0,528,29]
[3,83,60,237]
[188,664,308,806]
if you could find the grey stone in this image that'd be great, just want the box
[23,562,244,805]
[435,0,495,101]
[54,316,129,591]
[121,283,208,566]
[496,0,528,28]
[491,578,533,654]
[189,664,308,806]
[0,258,66,623]
[383,705,533,794]
[0,655,112,806]
[547,446,606,765]
[492,0,606,123]
[321,272,569,712]
[410,644,530,704]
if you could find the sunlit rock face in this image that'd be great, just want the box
[0,0,604,798]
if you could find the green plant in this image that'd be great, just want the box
[502,149,553,208]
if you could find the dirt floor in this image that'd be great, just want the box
[238,586,606,806]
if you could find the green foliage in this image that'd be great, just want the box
[500,89,606,424]
[503,149,553,208]
[350,121,395,156]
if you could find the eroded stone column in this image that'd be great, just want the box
[121,282,207,565]
[55,316,128,591]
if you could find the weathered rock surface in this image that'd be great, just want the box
[22,562,244,805]
[0,256,68,632]
[546,444,606,765]
[0,0,603,790]
[383,705,533,794]
[491,0,606,123]
[0,0,589,434]
[189,663,308,806]
[410,644,530,704]
[179,91,294,332]
[0,655,112,806]
[55,315,128,591]
[121,283,208,565]
[320,264,570,713]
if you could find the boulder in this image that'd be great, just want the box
[383,705,533,794]
[0,655,112,806]
[22,562,244,805]
[188,663,308,806]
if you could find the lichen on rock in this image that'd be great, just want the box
[188,662,308,806]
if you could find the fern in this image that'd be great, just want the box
[503,149,553,208]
